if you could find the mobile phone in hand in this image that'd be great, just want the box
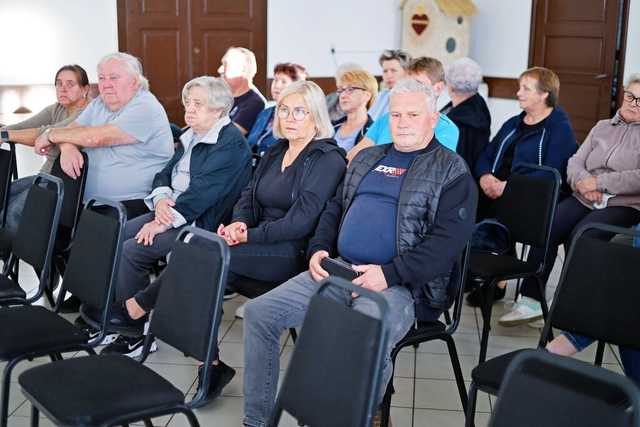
[320,257,361,281]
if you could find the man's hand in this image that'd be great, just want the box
[34,132,53,156]
[135,221,168,246]
[583,190,604,204]
[217,222,248,246]
[576,176,598,195]
[59,144,84,179]
[154,198,176,226]
[309,250,330,282]
[352,264,388,293]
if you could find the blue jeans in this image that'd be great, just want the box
[3,175,35,236]
[563,332,640,385]
[242,271,418,427]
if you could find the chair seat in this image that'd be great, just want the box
[0,228,12,259]
[0,273,26,301]
[232,277,278,299]
[471,349,530,392]
[19,354,185,425]
[0,306,88,359]
[469,253,536,280]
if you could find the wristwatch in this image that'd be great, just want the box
[0,129,8,143]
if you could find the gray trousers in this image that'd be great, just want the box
[242,270,417,427]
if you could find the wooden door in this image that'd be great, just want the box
[117,0,267,125]
[529,0,627,142]
[117,0,191,124]
[191,0,267,92]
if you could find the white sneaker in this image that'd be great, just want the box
[235,302,246,319]
[498,296,543,327]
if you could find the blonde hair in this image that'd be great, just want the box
[272,81,334,139]
[338,70,379,109]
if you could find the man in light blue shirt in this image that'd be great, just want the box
[35,52,174,218]
[347,56,459,161]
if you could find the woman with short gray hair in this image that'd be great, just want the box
[100,75,253,362]
[441,57,491,172]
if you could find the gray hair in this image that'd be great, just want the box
[98,52,149,90]
[626,73,640,89]
[182,76,234,116]
[390,78,437,112]
[223,47,258,80]
[379,49,412,69]
[446,57,483,94]
[273,80,334,139]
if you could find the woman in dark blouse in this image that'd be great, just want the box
[219,80,347,286]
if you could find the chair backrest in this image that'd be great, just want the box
[493,164,560,249]
[0,143,15,226]
[490,350,640,427]
[270,277,389,427]
[61,200,126,315]
[149,227,229,364]
[445,242,471,335]
[542,223,640,351]
[12,173,63,274]
[50,151,88,243]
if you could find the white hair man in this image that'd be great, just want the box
[241,78,477,427]
[218,46,266,135]
[34,52,174,219]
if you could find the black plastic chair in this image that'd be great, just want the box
[490,350,640,427]
[469,164,560,363]
[0,143,16,262]
[45,151,89,307]
[18,227,230,426]
[380,243,471,426]
[269,276,389,427]
[0,173,63,306]
[0,200,125,427]
[465,223,640,427]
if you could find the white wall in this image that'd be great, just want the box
[0,0,118,85]
[623,0,640,82]
[267,0,401,78]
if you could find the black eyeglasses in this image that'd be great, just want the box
[623,91,640,107]
[336,86,365,95]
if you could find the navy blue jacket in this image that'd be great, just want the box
[152,123,252,231]
[246,106,278,156]
[475,107,577,190]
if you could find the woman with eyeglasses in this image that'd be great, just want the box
[0,64,91,235]
[500,73,640,328]
[246,62,307,157]
[332,69,378,152]
[218,79,346,289]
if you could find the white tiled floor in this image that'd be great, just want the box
[6,251,625,426]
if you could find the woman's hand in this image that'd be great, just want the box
[218,222,247,246]
[154,198,175,226]
[583,190,604,204]
[480,174,506,199]
[575,176,598,195]
[135,221,168,246]
[34,132,52,156]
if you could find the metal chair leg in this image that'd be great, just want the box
[445,336,468,413]
[30,405,39,427]
[380,379,394,427]
[464,381,478,427]
[179,408,201,427]
[1,357,21,427]
[444,310,452,325]
[594,341,605,366]
[289,328,298,344]
[478,282,496,363]
[143,419,153,427]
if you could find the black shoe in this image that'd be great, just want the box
[58,295,81,313]
[100,335,157,360]
[466,284,506,308]
[195,361,236,405]
[74,316,119,345]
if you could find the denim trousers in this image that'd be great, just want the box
[564,332,640,386]
[4,175,36,236]
[242,271,418,427]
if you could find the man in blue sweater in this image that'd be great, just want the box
[241,79,477,427]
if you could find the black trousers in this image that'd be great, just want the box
[521,196,640,301]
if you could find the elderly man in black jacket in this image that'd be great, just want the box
[241,78,477,427]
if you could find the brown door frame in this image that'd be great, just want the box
[528,0,630,112]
